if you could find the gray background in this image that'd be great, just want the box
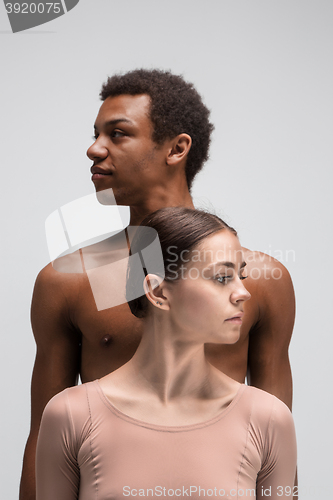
[1,1,332,498]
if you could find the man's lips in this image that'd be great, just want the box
[91,166,112,175]
[91,166,113,180]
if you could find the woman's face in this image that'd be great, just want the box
[165,230,251,344]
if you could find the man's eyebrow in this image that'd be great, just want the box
[94,118,133,130]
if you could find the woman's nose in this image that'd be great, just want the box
[231,279,251,304]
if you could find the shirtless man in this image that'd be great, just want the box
[19,69,295,500]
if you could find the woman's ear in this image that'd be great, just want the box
[166,133,192,166]
[143,274,170,311]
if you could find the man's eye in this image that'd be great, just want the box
[111,130,125,138]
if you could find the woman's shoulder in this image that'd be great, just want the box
[242,386,297,473]
[39,382,100,450]
[42,382,97,424]
[241,385,294,428]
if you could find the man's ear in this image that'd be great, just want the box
[166,133,192,166]
[143,274,170,311]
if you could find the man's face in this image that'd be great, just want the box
[87,94,166,206]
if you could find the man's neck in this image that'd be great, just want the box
[128,186,194,226]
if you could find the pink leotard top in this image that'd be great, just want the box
[36,381,296,500]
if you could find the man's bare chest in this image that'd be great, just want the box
[71,276,143,380]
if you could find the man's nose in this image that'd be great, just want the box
[86,138,108,161]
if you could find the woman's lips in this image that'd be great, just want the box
[225,318,242,324]
[225,313,244,324]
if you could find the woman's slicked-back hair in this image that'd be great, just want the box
[126,207,237,318]
[100,69,214,190]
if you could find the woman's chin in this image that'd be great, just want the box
[217,330,241,345]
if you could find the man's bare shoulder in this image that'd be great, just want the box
[241,246,293,284]
[240,246,295,327]
[36,256,83,299]
[52,229,129,274]
[51,249,85,274]
[241,246,295,337]
[34,229,131,331]
[31,255,84,330]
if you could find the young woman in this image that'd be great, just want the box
[36,207,297,500]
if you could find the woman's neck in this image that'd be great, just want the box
[131,329,210,403]
[109,314,235,404]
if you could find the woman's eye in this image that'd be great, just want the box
[215,275,232,284]
[240,275,248,281]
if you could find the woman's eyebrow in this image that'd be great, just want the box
[208,261,247,269]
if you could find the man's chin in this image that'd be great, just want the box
[94,186,131,208]
[94,187,118,206]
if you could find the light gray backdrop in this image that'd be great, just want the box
[1,1,332,498]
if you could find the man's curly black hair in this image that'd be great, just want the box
[100,69,214,190]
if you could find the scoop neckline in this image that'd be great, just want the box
[94,379,246,432]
